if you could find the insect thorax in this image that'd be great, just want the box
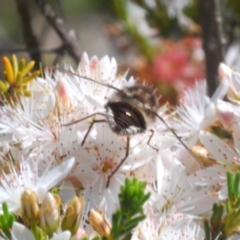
[105,84,159,136]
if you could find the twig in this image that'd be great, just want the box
[34,0,81,63]
[15,0,42,65]
[199,0,226,97]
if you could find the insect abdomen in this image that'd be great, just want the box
[105,101,147,135]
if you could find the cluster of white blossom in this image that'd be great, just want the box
[0,53,239,239]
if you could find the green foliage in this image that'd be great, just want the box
[110,178,150,240]
[204,171,240,240]
[0,202,16,239]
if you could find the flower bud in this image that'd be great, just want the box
[39,192,60,235]
[55,78,72,113]
[88,209,111,237]
[21,189,39,224]
[61,196,85,235]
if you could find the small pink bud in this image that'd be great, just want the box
[55,78,70,100]
[89,57,99,71]
[55,78,72,113]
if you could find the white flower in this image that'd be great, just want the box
[190,125,240,199]
[174,77,230,170]
[0,156,75,214]
[131,207,204,240]
[65,123,156,218]
[0,91,60,156]
[11,222,71,240]
[0,53,119,158]
[175,81,214,140]
[2,53,236,239]
[153,152,214,216]
[156,213,204,240]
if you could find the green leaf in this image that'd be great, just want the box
[227,171,234,201]
[123,215,146,232]
[110,178,150,239]
[0,202,16,239]
[211,203,224,226]
[203,219,210,240]
[233,172,240,199]
[111,210,122,231]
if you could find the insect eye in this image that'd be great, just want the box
[105,102,146,135]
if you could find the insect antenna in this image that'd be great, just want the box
[49,66,123,93]
[154,112,204,167]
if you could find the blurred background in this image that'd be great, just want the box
[0,0,240,104]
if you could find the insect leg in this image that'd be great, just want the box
[81,118,106,146]
[62,112,106,146]
[106,136,130,188]
[62,113,106,126]
[106,130,159,188]
[147,129,158,152]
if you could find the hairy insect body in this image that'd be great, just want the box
[105,84,158,136]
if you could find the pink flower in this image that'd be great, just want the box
[152,49,188,82]
[151,38,205,93]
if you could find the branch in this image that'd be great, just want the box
[34,0,81,63]
[15,0,42,65]
[199,0,226,96]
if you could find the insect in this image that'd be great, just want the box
[54,67,202,187]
